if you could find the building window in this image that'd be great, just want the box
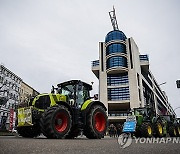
[107,73,128,86]
[106,43,126,55]
[108,87,130,101]
[107,56,127,69]
[138,88,141,101]
[105,30,127,43]
[137,73,140,87]
[0,76,2,83]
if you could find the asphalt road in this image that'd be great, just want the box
[0,135,180,154]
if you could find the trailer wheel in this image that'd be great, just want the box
[40,105,72,139]
[84,105,107,139]
[140,122,153,138]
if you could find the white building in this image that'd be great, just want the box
[0,64,22,130]
[92,12,175,124]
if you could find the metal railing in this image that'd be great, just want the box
[91,60,99,67]
[108,111,131,116]
[139,55,149,61]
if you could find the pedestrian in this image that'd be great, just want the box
[116,124,122,137]
[113,125,117,138]
[109,124,114,137]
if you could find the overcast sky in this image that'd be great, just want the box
[0,0,180,116]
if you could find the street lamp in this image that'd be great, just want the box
[159,82,167,86]
[174,107,180,111]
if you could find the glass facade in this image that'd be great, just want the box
[108,87,130,101]
[106,43,126,56]
[105,30,129,102]
[107,73,128,86]
[105,30,127,43]
[107,56,127,69]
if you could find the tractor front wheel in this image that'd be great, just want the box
[140,122,153,138]
[40,105,72,139]
[84,105,107,139]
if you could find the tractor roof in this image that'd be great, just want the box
[57,80,92,90]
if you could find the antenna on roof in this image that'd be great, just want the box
[109,6,119,30]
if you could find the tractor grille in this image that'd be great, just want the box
[34,95,51,109]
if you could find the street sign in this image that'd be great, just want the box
[9,109,14,131]
[123,121,136,133]
[18,107,33,127]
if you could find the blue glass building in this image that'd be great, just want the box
[92,24,175,124]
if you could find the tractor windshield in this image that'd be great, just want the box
[58,84,75,101]
[76,85,90,107]
[57,80,91,108]
[134,109,147,116]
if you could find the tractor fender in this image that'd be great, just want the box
[152,116,158,124]
[152,116,163,124]
[56,101,73,116]
[81,100,107,112]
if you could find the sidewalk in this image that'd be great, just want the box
[0,131,16,136]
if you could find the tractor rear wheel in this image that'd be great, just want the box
[154,121,163,137]
[169,125,177,137]
[17,124,40,138]
[40,105,72,139]
[140,122,153,138]
[84,105,107,139]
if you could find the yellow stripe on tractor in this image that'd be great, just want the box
[81,100,92,111]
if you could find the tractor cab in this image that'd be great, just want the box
[57,80,92,108]
[133,107,155,122]
[161,115,177,125]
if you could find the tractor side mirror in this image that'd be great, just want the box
[94,94,98,100]
[51,86,55,94]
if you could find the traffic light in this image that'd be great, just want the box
[176,80,180,88]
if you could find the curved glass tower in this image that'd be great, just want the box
[105,30,128,74]
[91,8,175,124]
[105,30,129,102]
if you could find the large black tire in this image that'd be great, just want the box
[154,121,163,137]
[17,124,41,138]
[140,122,153,138]
[134,129,141,138]
[84,105,107,139]
[40,105,72,139]
[176,125,180,137]
[169,125,177,137]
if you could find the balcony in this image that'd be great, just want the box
[106,67,128,74]
[139,54,149,72]
[108,111,130,122]
[91,60,99,78]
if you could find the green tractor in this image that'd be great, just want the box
[160,115,180,137]
[17,80,108,139]
[123,107,167,137]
